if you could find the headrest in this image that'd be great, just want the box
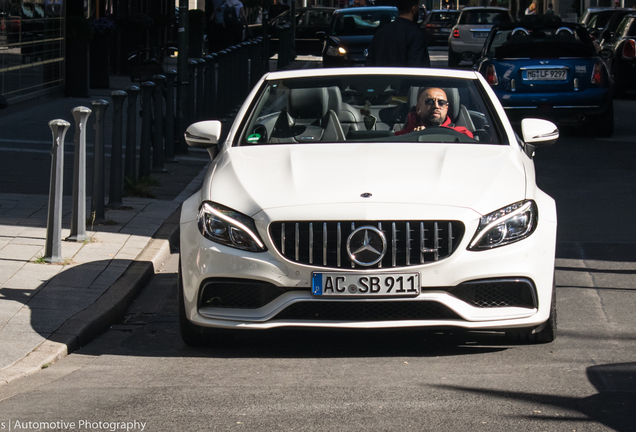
[288,88,328,119]
[408,87,460,121]
[343,16,356,31]
[326,86,342,116]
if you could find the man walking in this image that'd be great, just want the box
[365,0,430,67]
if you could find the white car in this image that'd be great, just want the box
[448,7,513,68]
[179,67,558,346]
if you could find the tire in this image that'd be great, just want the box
[506,281,557,344]
[591,101,614,138]
[178,260,210,346]
[178,258,234,347]
[448,47,461,68]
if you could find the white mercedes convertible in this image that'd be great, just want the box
[179,67,559,345]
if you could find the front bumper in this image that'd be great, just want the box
[180,198,557,332]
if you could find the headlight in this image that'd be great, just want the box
[197,202,266,252]
[325,45,346,56]
[468,200,537,250]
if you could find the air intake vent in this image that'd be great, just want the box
[269,220,464,269]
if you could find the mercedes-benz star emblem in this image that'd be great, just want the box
[346,226,387,266]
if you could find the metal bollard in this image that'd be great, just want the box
[67,106,92,242]
[188,60,198,127]
[196,59,205,121]
[164,70,177,162]
[124,86,140,182]
[139,81,155,179]
[45,119,71,263]
[108,90,127,208]
[216,50,228,118]
[227,46,239,110]
[151,74,167,172]
[90,99,109,222]
[204,54,217,119]
[241,43,250,98]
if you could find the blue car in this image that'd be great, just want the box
[475,22,614,137]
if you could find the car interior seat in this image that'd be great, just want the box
[270,88,345,143]
[343,16,356,33]
[327,86,365,135]
[379,13,392,28]
[398,86,476,135]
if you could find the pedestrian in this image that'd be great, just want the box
[206,0,227,52]
[269,0,289,19]
[525,2,537,15]
[352,0,366,7]
[545,3,555,15]
[365,0,430,67]
[222,0,248,46]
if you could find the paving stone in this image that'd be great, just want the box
[6,307,72,334]
[42,261,108,288]
[0,244,43,262]
[1,263,62,290]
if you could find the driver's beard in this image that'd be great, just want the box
[425,114,445,127]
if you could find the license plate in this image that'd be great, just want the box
[441,28,450,33]
[472,31,489,38]
[312,272,420,297]
[525,69,567,80]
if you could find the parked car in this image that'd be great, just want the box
[422,9,460,46]
[179,67,559,347]
[475,22,614,136]
[601,12,636,94]
[249,6,335,56]
[0,12,21,44]
[318,6,398,67]
[448,6,513,68]
[580,6,630,29]
[594,9,634,45]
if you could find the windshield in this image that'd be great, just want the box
[486,26,596,58]
[331,9,398,36]
[239,75,506,146]
[429,11,459,22]
[458,10,511,25]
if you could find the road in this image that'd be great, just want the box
[0,49,635,432]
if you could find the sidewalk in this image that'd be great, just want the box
[0,57,321,385]
[0,70,213,383]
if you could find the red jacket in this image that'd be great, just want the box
[395,109,474,139]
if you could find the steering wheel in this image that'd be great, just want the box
[410,127,477,143]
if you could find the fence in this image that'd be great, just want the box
[43,36,286,262]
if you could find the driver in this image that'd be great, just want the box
[395,87,474,138]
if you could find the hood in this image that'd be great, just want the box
[329,35,373,53]
[203,143,527,217]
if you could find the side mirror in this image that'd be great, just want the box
[315,31,326,41]
[521,118,559,148]
[598,48,613,59]
[184,120,222,149]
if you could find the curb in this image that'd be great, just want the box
[0,209,181,386]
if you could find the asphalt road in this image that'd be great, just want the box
[1,50,635,432]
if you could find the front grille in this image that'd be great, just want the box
[269,220,464,269]
[272,300,463,321]
[444,278,537,309]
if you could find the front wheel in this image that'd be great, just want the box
[178,258,233,347]
[506,281,557,344]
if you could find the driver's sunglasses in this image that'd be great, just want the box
[422,98,449,107]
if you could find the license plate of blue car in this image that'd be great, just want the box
[312,272,420,297]
[525,69,567,80]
